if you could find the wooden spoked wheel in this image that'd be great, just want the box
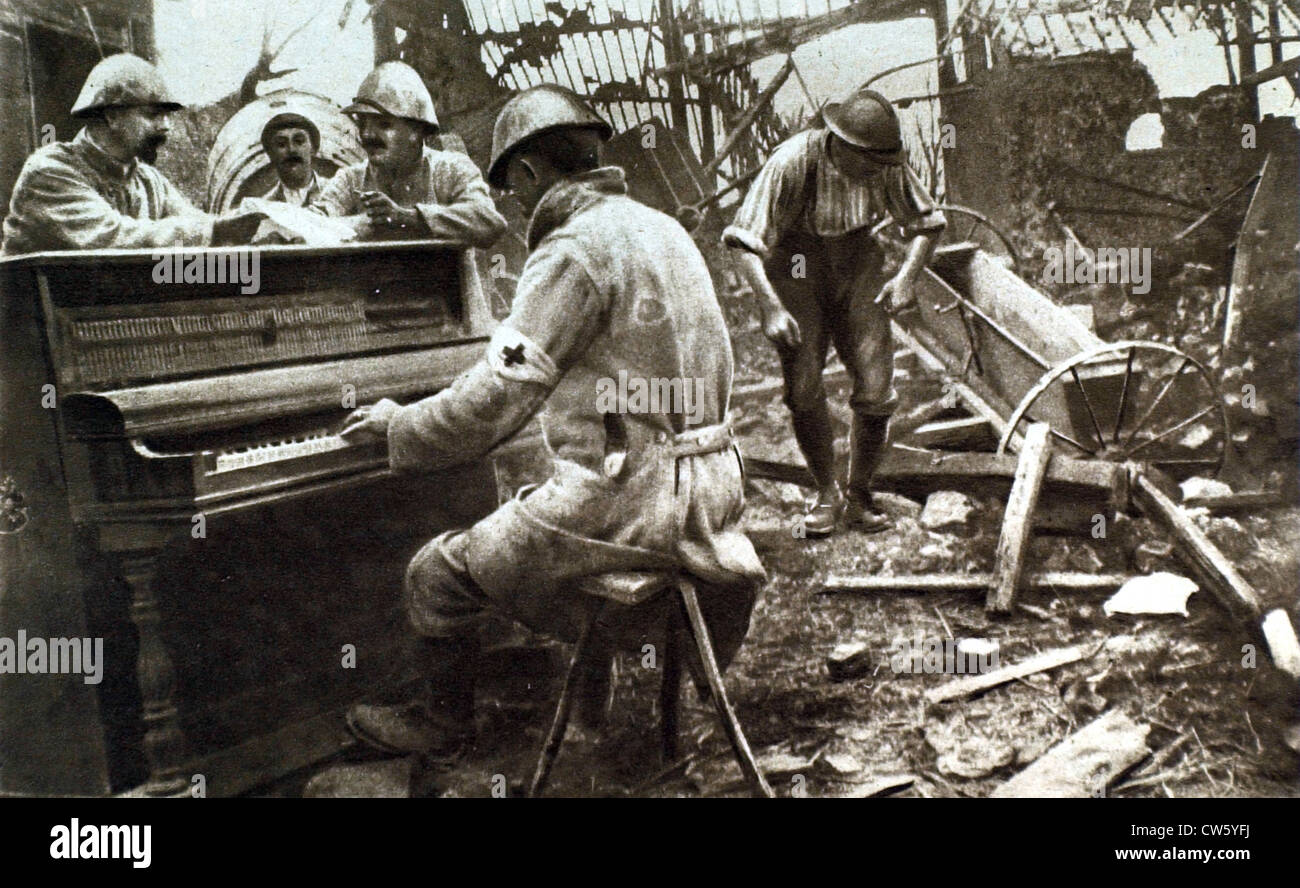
[996,341,1230,479]
[935,204,1023,276]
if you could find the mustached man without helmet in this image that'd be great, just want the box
[336,84,765,796]
[260,107,328,207]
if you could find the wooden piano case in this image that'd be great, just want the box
[0,242,501,796]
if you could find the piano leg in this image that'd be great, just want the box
[92,518,194,798]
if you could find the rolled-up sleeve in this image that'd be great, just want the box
[386,237,604,472]
[721,135,811,260]
[885,164,946,239]
[418,153,508,249]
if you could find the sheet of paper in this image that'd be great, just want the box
[239,197,359,246]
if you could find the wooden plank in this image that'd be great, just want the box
[823,572,1129,595]
[991,711,1150,798]
[876,448,1127,509]
[1133,471,1263,619]
[988,423,1054,614]
[845,774,916,798]
[1183,490,1286,512]
[924,645,1089,704]
[908,415,995,449]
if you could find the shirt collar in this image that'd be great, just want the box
[526,166,628,250]
[76,128,138,180]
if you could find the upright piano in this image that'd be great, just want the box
[0,242,502,796]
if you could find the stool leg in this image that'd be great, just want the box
[659,612,682,764]
[528,605,602,798]
[676,579,774,798]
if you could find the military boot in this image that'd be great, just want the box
[790,405,841,538]
[346,635,478,758]
[845,413,893,533]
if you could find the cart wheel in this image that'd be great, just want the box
[936,204,1022,275]
[996,341,1230,479]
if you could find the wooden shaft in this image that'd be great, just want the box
[677,579,773,798]
[528,606,602,798]
[988,423,1054,613]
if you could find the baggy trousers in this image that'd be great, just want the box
[765,226,900,418]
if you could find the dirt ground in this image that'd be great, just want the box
[281,291,1300,799]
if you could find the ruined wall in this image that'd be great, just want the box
[943,52,1259,298]
[942,51,1296,469]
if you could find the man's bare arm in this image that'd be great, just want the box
[730,246,801,349]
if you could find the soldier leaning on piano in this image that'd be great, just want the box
[309,61,506,247]
[1,54,264,256]
[338,85,766,797]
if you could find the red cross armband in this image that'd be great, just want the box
[486,325,560,388]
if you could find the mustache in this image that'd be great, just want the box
[362,139,387,150]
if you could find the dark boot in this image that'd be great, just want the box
[790,405,842,537]
[346,635,478,759]
[845,413,893,533]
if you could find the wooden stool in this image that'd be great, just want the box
[527,571,774,798]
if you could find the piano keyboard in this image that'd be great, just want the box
[212,430,349,473]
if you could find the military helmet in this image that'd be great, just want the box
[343,61,439,132]
[487,84,613,188]
[822,87,903,165]
[261,111,321,153]
[71,53,182,119]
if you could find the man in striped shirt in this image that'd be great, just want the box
[724,87,946,536]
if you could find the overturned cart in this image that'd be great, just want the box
[830,242,1298,679]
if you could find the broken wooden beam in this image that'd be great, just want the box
[1182,490,1286,512]
[844,774,916,798]
[988,423,1054,614]
[907,415,995,450]
[925,644,1090,704]
[1132,469,1300,679]
[823,572,1128,596]
[700,56,792,178]
[746,447,1126,507]
[990,711,1151,798]
[878,448,1128,511]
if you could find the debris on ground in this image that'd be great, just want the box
[1104,574,1200,618]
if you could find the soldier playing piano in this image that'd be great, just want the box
[310,61,506,247]
[2,54,263,256]
[338,85,765,797]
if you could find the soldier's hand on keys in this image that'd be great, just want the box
[762,308,802,350]
[212,209,266,245]
[338,398,399,443]
[875,274,917,315]
[360,191,420,230]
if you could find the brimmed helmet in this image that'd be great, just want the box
[343,61,438,132]
[822,87,903,165]
[71,53,182,119]
[487,84,612,188]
